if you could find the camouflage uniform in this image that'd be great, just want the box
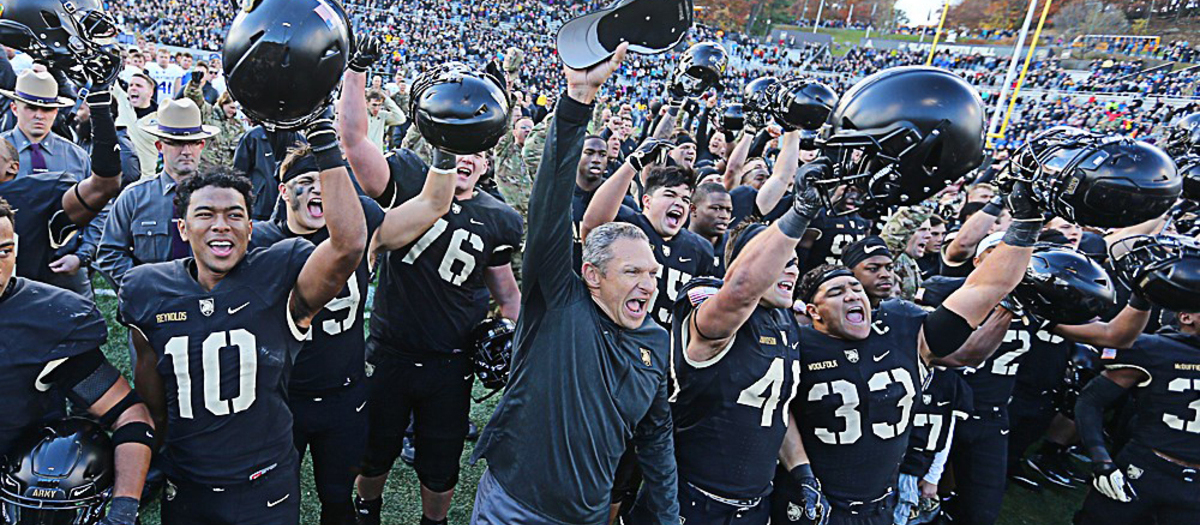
[183,81,243,171]
[880,204,933,301]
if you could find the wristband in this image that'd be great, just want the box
[776,208,811,240]
[432,149,457,171]
[789,463,816,484]
[1001,219,1043,247]
[1128,293,1152,311]
[106,496,139,525]
[981,197,1003,217]
[310,143,347,172]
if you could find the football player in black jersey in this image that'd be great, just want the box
[121,110,367,525]
[781,181,1047,525]
[1075,310,1200,525]
[687,182,732,277]
[799,185,870,272]
[0,198,153,525]
[345,75,524,525]
[894,368,973,525]
[582,149,715,328]
[840,236,897,309]
[665,150,820,524]
[572,135,611,268]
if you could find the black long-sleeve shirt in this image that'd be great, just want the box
[472,95,679,524]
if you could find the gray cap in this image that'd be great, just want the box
[556,0,693,69]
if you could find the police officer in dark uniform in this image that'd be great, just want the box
[120,105,367,525]
[665,153,821,523]
[0,198,154,525]
[346,63,523,525]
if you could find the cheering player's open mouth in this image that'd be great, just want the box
[208,239,235,258]
[457,166,473,182]
[307,197,324,219]
[664,207,685,230]
[776,278,794,295]
[845,305,867,325]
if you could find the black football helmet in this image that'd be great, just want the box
[410,62,510,155]
[471,317,516,401]
[223,0,353,130]
[1011,244,1116,325]
[0,0,121,86]
[1179,154,1200,201]
[814,66,986,217]
[1005,129,1181,228]
[771,79,837,132]
[741,76,778,129]
[0,419,113,525]
[670,41,727,97]
[721,103,744,133]
[1056,345,1102,418]
[1164,112,1200,157]
[1110,234,1200,313]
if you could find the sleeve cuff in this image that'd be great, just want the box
[557,93,594,124]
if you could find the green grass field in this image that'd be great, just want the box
[89,276,1085,524]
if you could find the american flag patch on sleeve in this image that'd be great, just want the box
[688,286,719,306]
[1101,348,1118,360]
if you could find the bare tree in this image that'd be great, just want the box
[1056,0,1131,38]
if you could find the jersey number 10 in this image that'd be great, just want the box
[165,330,257,419]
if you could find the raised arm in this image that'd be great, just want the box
[370,150,457,252]
[523,44,628,301]
[1053,302,1151,350]
[63,85,123,224]
[689,163,823,362]
[722,132,754,191]
[929,307,1013,368]
[290,110,368,327]
[754,130,799,215]
[336,37,390,198]
[944,197,1002,264]
[579,138,670,242]
[925,183,1044,361]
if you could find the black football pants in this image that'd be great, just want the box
[291,382,368,525]
[1076,441,1200,525]
[161,456,300,525]
[946,405,1009,525]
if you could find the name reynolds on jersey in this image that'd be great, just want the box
[157,311,188,323]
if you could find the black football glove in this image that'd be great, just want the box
[98,496,138,525]
[1092,461,1137,503]
[789,464,830,525]
[793,158,829,221]
[302,106,345,171]
[1005,179,1045,222]
[627,138,673,172]
[348,34,382,74]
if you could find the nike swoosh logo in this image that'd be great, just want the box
[1000,429,1010,435]
[936,401,950,406]
[469,218,485,226]
[228,302,250,315]
[679,257,691,263]
[266,494,290,508]
[356,401,367,413]
[864,244,887,254]
[873,350,890,362]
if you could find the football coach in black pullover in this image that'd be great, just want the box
[469,43,679,525]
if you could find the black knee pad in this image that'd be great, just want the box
[417,470,459,494]
[358,455,395,478]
